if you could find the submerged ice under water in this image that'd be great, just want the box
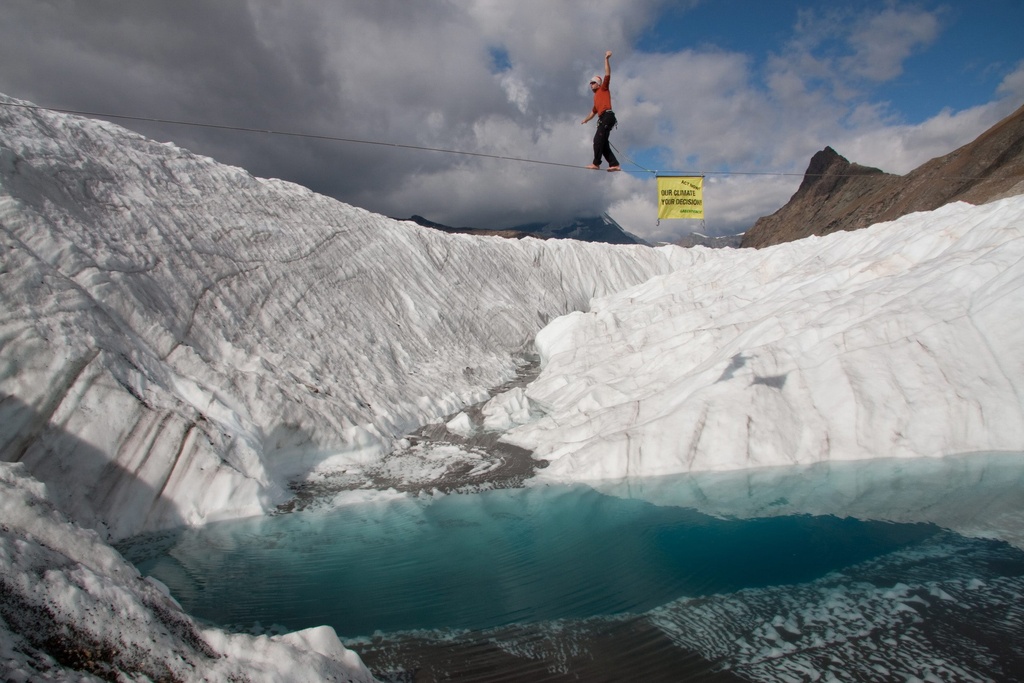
[120,453,1024,681]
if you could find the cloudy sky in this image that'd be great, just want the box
[2,1,1022,242]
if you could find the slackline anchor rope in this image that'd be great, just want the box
[0,101,1001,183]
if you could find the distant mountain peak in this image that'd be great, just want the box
[795,146,887,198]
[409,213,649,246]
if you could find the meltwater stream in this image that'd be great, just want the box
[119,453,1024,681]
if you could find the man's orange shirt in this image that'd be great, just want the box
[592,75,612,115]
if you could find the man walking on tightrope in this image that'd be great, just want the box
[582,50,621,172]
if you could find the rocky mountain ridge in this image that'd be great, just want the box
[742,103,1024,248]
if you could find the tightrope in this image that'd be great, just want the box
[1,101,590,171]
[0,100,997,181]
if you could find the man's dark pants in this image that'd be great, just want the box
[593,110,619,167]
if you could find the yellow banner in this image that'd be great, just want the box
[657,176,704,220]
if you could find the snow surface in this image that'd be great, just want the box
[2,91,1023,681]
[0,461,375,682]
[506,197,1024,480]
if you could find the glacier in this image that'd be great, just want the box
[2,91,1024,681]
[505,194,1024,479]
[0,95,684,540]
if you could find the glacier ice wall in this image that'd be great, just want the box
[506,197,1024,479]
[0,95,684,539]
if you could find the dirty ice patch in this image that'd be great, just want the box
[370,442,505,487]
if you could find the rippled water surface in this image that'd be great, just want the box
[120,453,1024,682]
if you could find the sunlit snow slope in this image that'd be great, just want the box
[504,197,1024,478]
[0,96,683,539]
